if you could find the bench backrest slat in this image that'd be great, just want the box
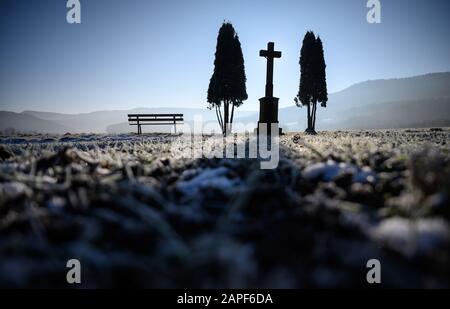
[128,114,183,117]
[128,116,183,119]
[128,118,183,121]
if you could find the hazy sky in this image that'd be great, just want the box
[0,0,449,113]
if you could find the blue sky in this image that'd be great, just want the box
[0,0,449,113]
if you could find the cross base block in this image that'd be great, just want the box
[256,96,283,135]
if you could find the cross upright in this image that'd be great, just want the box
[259,42,282,98]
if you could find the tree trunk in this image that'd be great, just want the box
[215,105,223,132]
[230,103,235,133]
[312,101,317,131]
[306,102,311,131]
[223,100,229,136]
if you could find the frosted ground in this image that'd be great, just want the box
[0,129,449,288]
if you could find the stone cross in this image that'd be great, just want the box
[257,42,282,135]
[259,42,282,98]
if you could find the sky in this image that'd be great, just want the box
[0,0,449,114]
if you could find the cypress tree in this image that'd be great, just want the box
[296,31,316,133]
[207,22,248,135]
[295,31,328,134]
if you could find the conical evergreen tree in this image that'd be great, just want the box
[296,31,316,132]
[207,22,247,135]
[295,31,328,134]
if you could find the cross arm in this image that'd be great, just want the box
[259,50,282,58]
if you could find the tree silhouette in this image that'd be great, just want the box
[295,32,328,134]
[208,22,248,135]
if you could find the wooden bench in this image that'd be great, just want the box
[128,114,184,134]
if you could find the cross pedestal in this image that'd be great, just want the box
[259,97,279,125]
[258,42,282,135]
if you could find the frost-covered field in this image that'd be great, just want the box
[0,129,449,288]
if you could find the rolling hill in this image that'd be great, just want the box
[2,72,449,133]
[0,111,74,134]
[277,72,450,131]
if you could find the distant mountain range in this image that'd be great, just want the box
[0,111,73,134]
[283,72,450,131]
[1,72,449,134]
[237,72,450,131]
